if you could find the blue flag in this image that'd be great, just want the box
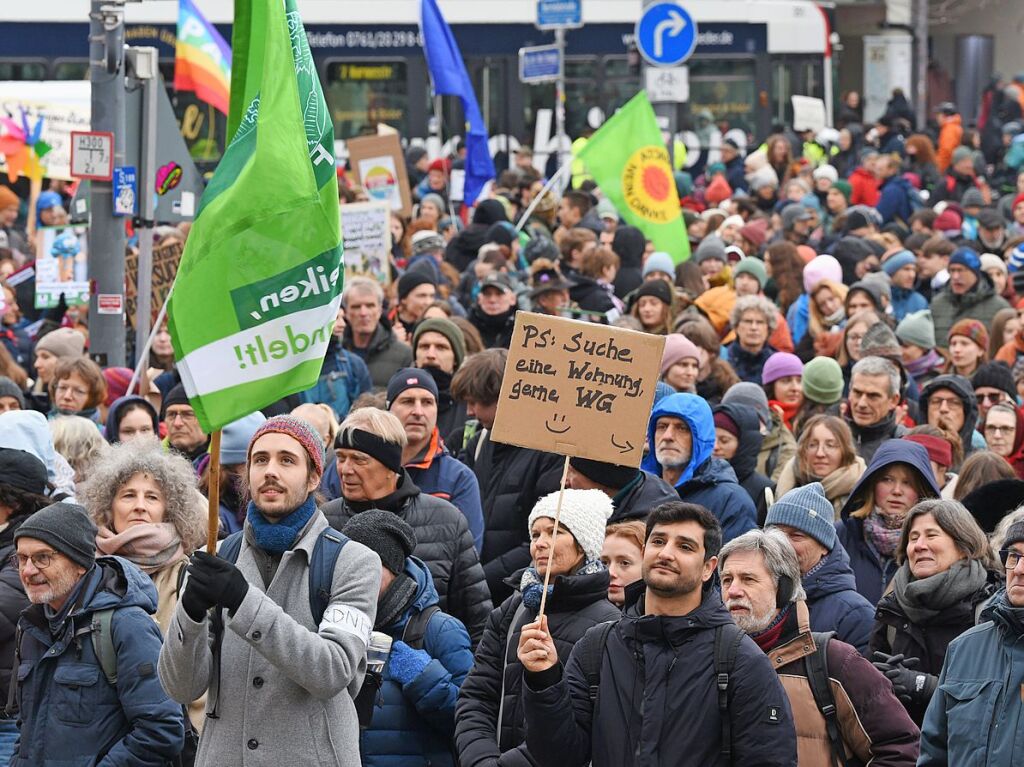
[420,0,495,205]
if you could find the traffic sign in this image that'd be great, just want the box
[536,0,582,30]
[519,44,563,84]
[635,2,698,68]
[69,131,114,181]
[112,166,138,217]
[645,66,689,103]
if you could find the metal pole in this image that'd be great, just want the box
[914,0,929,129]
[554,27,568,190]
[134,48,159,366]
[88,0,127,367]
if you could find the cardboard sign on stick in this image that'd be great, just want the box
[491,312,665,466]
[346,133,413,218]
[340,201,392,287]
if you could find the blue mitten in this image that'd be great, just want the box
[388,640,431,685]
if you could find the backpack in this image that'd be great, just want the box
[298,349,361,420]
[402,604,441,650]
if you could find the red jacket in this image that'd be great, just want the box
[848,167,880,207]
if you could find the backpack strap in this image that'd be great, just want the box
[495,600,529,745]
[804,632,846,767]
[402,604,442,651]
[90,608,118,687]
[715,622,745,762]
[308,528,348,624]
[576,621,616,704]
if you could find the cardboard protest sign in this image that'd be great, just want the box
[34,226,89,309]
[0,81,91,181]
[125,240,182,330]
[340,202,392,286]
[346,134,412,217]
[491,312,665,466]
[791,95,827,134]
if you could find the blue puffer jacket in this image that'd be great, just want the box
[876,173,914,224]
[786,293,810,346]
[11,557,183,766]
[890,285,928,322]
[643,393,757,543]
[361,557,474,767]
[918,589,1024,766]
[835,439,941,606]
[802,544,877,656]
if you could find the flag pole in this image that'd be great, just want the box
[207,430,222,553]
[514,162,571,233]
[537,455,571,620]
[127,278,176,396]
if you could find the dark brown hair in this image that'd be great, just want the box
[451,348,508,405]
[49,357,107,410]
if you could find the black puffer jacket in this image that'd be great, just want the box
[607,470,678,523]
[611,226,644,300]
[322,472,492,643]
[461,430,563,602]
[0,514,30,702]
[342,320,413,388]
[468,305,517,350]
[715,402,773,524]
[454,568,620,767]
[563,267,614,314]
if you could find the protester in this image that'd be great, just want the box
[455,489,621,765]
[920,374,983,460]
[845,356,907,461]
[27,328,85,413]
[761,352,804,430]
[161,384,209,462]
[342,277,414,386]
[49,414,108,483]
[48,357,106,425]
[659,333,702,393]
[105,395,159,444]
[931,248,1010,347]
[775,414,867,516]
[723,295,778,383]
[713,402,773,522]
[943,319,988,377]
[792,357,845,436]
[983,402,1024,477]
[971,360,1017,420]
[722,381,798,483]
[412,317,469,438]
[897,309,943,388]
[600,520,645,607]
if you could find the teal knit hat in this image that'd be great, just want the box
[895,309,936,351]
[733,258,767,289]
[801,357,844,405]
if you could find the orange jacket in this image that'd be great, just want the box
[936,115,963,173]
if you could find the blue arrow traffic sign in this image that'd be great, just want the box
[635,2,698,67]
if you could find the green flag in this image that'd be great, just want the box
[168,0,341,433]
[579,92,690,263]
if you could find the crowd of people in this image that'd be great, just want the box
[0,90,1022,765]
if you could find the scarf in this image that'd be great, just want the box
[904,349,943,380]
[246,496,318,554]
[796,459,865,518]
[988,589,1024,638]
[751,603,792,652]
[519,559,605,610]
[376,571,419,630]
[892,558,989,624]
[95,523,183,574]
[822,306,845,328]
[863,507,905,558]
[769,399,800,430]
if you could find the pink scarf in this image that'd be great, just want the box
[96,523,184,574]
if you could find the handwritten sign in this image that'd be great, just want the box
[125,240,182,330]
[491,312,665,466]
[346,133,412,218]
[340,201,392,287]
[34,226,90,309]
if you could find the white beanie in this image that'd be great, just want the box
[812,164,839,184]
[527,488,613,564]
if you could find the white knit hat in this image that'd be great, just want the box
[527,488,613,564]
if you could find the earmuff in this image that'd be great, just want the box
[776,574,795,609]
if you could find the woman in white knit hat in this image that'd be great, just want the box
[455,489,622,765]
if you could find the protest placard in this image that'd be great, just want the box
[491,312,666,467]
[340,201,392,286]
[34,226,89,309]
[125,240,183,330]
[346,134,412,217]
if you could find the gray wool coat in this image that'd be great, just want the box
[158,511,381,767]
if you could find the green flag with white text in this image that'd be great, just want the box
[168,0,341,433]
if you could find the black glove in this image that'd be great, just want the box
[185,551,250,616]
[180,571,214,622]
[872,652,937,707]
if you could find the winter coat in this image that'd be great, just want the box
[848,167,880,207]
[919,375,980,459]
[876,174,914,224]
[610,227,644,300]
[520,585,797,767]
[801,544,877,656]
[360,558,473,767]
[158,511,382,767]
[342,320,414,388]
[844,411,907,463]
[642,393,757,543]
[930,275,1010,350]
[467,305,517,349]
[716,402,774,523]
[722,341,775,384]
[765,601,920,766]
[563,267,615,314]
[890,285,928,322]
[757,411,798,483]
[607,470,679,523]
[454,567,621,767]
[0,514,29,704]
[918,589,1024,766]
[322,474,492,644]
[13,558,184,766]
[460,429,563,603]
[936,116,963,172]
[870,567,1001,722]
[835,440,941,606]
[786,293,810,347]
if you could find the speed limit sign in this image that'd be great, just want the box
[70,131,114,181]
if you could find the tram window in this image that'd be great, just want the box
[476,62,506,138]
[523,82,556,144]
[0,62,47,80]
[53,62,89,81]
[565,57,600,139]
[688,59,756,136]
[324,60,409,138]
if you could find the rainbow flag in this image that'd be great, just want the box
[174,0,232,115]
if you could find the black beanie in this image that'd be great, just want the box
[342,510,417,574]
[15,502,98,570]
[569,457,639,490]
[161,383,191,420]
[971,361,1016,401]
[632,279,673,307]
[397,271,436,301]
[0,448,48,495]
[386,367,440,409]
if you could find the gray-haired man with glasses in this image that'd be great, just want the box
[918,519,1024,765]
[162,383,209,461]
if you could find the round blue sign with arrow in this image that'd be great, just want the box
[635,2,698,67]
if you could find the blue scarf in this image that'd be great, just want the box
[519,559,606,610]
[246,496,318,554]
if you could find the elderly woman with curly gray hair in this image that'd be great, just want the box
[78,440,206,631]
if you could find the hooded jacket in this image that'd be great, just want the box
[342,320,414,388]
[104,395,159,444]
[876,173,915,225]
[360,557,474,767]
[520,584,797,767]
[715,402,773,523]
[0,409,76,498]
[801,544,877,656]
[835,440,941,606]
[455,567,621,767]
[848,166,880,207]
[919,375,980,461]
[642,394,757,543]
[918,589,1024,766]
[610,226,645,299]
[12,558,183,766]
[563,266,615,314]
[931,274,1011,350]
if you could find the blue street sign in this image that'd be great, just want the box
[112,166,137,217]
[519,44,562,83]
[635,2,699,67]
[537,0,582,30]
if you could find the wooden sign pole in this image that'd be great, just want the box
[537,455,571,620]
[206,430,222,553]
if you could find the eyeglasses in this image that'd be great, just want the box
[9,550,58,570]
[977,392,1008,404]
[846,333,865,344]
[1000,549,1023,570]
[985,424,1015,435]
[928,397,963,410]
[55,383,88,398]
[166,410,197,424]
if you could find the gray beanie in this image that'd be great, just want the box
[694,236,727,264]
[765,482,837,551]
[342,510,416,575]
[34,328,85,360]
[722,382,771,428]
[15,502,98,569]
[0,376,24,409]
[896,310,936,351]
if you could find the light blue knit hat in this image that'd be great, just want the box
[765,482,837,551]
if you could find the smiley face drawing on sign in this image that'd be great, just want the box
[545,414,571,434]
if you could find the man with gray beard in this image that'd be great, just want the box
[640,392,757,543]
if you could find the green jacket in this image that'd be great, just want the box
[930,275,1010,349]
